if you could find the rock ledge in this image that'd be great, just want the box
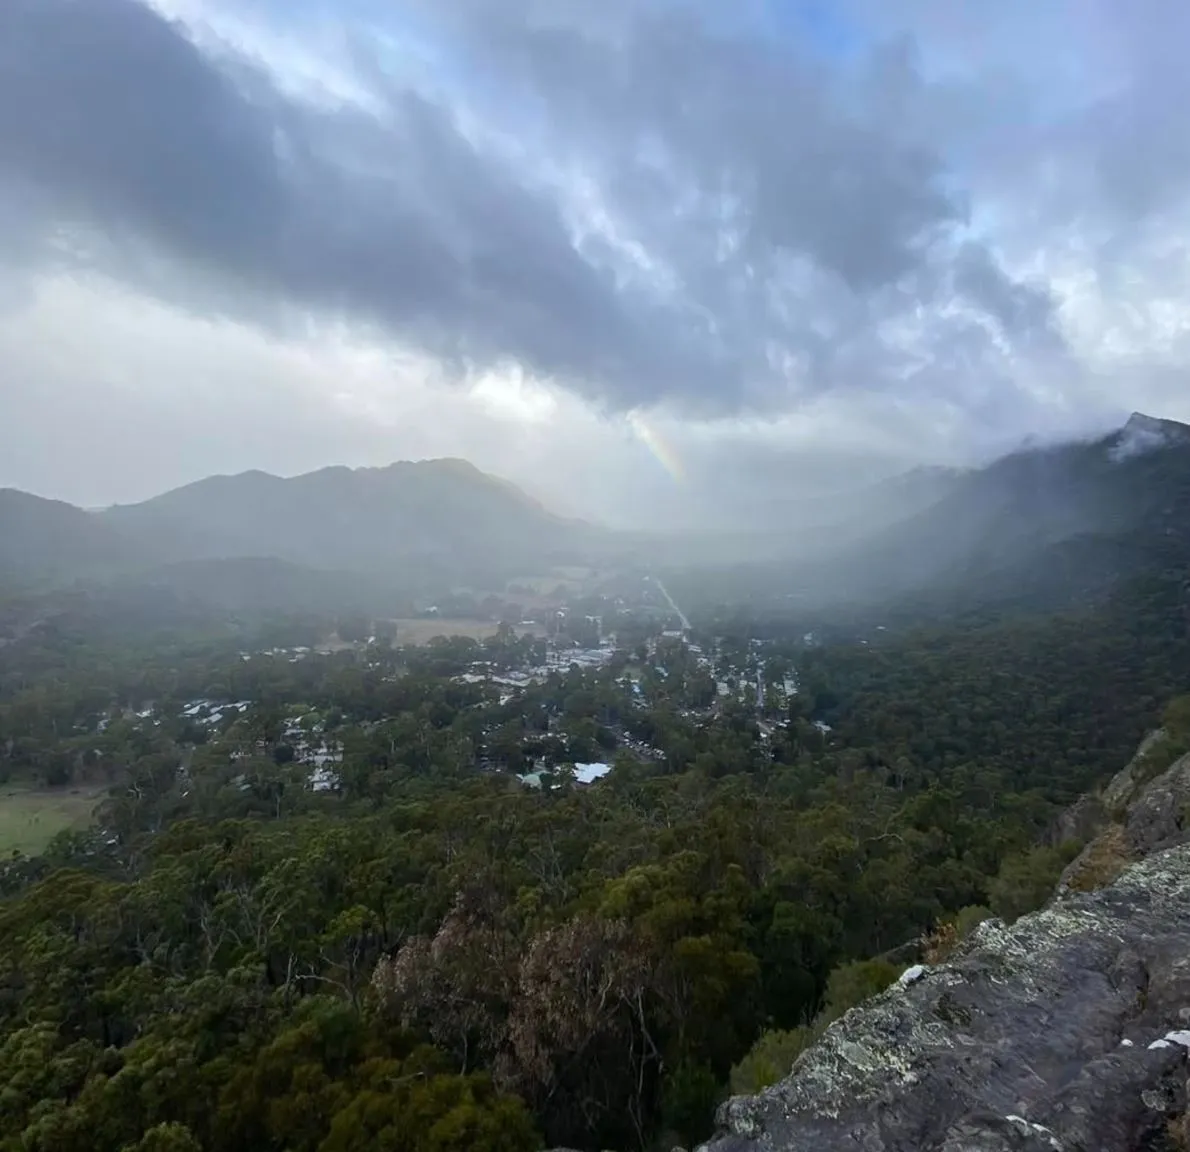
[701,840,1190,1152]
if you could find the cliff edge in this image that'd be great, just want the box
[700,748,1190,1152]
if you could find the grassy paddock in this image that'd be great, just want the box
[0,784,104,856]
[390,619,547,646]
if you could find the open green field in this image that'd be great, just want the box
[389,618,547,646]
[0,784,104,857]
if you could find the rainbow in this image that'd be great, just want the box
[628,412,685,482]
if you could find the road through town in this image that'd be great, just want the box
[652,577,692,632]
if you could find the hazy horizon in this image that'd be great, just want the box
[0,402,1166,532]
[7,408,1156,534]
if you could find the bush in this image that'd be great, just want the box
[1064,824,1133,893]
[1120,733,1190,810]
[924,904,993,963]
[729,1027,818,1095]
[820,959,903,1024]
[660,1059,721,1147]
[988,843,1078,924]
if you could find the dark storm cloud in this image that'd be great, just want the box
[448,1,962,290]
[0,0,686,399]
[0,0,285,261]
[0,0,1067,414]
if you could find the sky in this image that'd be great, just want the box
[4,0,1190,527]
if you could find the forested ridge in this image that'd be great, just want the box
[2,563,1190,1151]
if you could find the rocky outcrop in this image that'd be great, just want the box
[1048,789,1105,850]
[700,750,1190,1152]
[1058,748,1190,897]
[1051,727,1180,858]
[1118,751,1190,856]
[1103,729,1169,812]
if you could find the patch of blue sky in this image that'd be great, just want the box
[757,0,867,62]
[660,0,866,63]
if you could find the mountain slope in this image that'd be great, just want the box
[0,489,136,584]
[97,457,594,583]
[0,459,606,611]
[667,412,1190,618]
[812,412,1190,609]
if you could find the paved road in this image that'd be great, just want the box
[652,577,692,632]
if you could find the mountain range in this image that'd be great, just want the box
[3,413,1190,619]
[0,457,598,596]
[661,411,1190,616]
[831,411,1190,609]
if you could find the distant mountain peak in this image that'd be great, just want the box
[361,456,484,475]
[1123,411,1189,433]
[421,456,482,473]
[1110,411,1190,462]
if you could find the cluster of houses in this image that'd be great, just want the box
[454,638,620,695]
[102,615,834,807]
[280,715,343,791]
[241,646,314,663]
[181,699,252,726]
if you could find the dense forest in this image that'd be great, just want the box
[2,560,1189,1151]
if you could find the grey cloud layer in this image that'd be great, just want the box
[0,0,1170,422]
[0,0,674,397]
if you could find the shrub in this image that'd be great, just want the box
[729,1027,817,1095]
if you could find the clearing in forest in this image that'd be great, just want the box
[390,619,546,645]
[0,784,104,856]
